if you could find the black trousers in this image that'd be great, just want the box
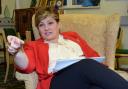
[50,59,128,89]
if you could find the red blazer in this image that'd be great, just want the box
[20,32,99,89]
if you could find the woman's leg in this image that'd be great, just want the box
[50,59,128,89]
[50,60,92,89]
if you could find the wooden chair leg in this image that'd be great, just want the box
[115,56,128,71]
[115,57,120,70]
[13,58,16,78]
[4,51,10,83]
[13,67,16,78]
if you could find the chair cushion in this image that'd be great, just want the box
[116,49,128,54]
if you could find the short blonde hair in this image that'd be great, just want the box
[35,7,59,27]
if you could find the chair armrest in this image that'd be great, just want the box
[15,71,38,89]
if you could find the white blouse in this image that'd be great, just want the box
[47,35,85,73]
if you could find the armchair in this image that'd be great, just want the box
[0,28,32,83]
[15,13,128,89]
[0,28,17,83]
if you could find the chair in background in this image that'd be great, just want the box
[115,27,128,71]
[0,21,32,83]
[0,28,17,83]
[0,32,6,71]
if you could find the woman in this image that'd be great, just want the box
[7,7,128,89]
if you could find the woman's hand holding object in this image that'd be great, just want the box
[7,36,24,55]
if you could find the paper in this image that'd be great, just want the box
[89,57,105,63]
[53,57,105,72]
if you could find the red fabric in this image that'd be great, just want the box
[18,31,99,89]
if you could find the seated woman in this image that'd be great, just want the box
[7,7,128,89]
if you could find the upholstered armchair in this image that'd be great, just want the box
[15,14,128,89]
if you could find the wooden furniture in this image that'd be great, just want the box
[15,8,35,40]
[0,29,14,83]
[0,32,6,70]
[0,28,31,83]
[0,17,15,83]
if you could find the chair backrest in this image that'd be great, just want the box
[4,28,17,37]
[0,28,20,48]
[0,32,4,48]
[32,14,120,69]
[0,32,6,59]
[2,28,17,42]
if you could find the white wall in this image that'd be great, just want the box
[121,26,128,48]
[0,0,31,17]
[0,0,15,17]
[17,0,31,9]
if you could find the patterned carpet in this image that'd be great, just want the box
[0,64,25,89]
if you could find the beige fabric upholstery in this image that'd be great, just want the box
[60,14,119,69]
[15,14,128,89]
[15,71,38,89]
[32,14,40,40]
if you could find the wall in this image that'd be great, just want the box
[64,0,128,48]
[64,0,128,16]
[0,0,128,48]
[0,0,31,17]
[0,0,14,17]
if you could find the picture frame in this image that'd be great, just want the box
[63,0,101,9]
[106,0,128,1]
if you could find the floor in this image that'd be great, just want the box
[0,64,25,89]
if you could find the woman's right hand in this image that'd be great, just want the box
[7,36,24,55]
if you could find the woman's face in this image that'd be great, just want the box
[38,16,60,43]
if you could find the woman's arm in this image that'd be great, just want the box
[7,36,29,69]
[14,49,29,69]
